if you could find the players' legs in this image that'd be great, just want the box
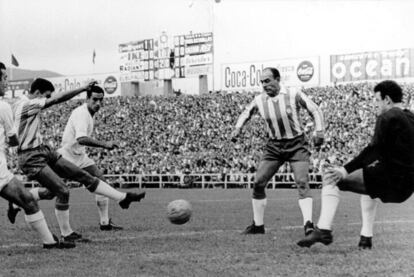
[35,165,74,237]
[318,169,367,230]
[291,161,313,226]
[83,164,110,226]
[336,171,378,241]
[29,186,56,201]
[0,177,55,245]
[52,157,126,201]
[359,195,378,238]
[297,169,372,247]
[251,159,283,226]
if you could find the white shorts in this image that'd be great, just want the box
[57,148,95,169]
[0,153,14,192]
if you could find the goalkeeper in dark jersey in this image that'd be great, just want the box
[297,80,414,249]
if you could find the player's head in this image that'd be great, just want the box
[260,67,281,97]
[0,62,8,96]
[86,85,104,114]
[30,78,55,98]
[373,80,403,115]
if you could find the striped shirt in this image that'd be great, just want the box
[236,87,324,140]
[13,95,46,151]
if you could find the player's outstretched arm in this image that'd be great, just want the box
[231,100,258,142]
[77,136,119,150]
[43,80,97,109]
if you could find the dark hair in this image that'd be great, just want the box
[0,62,6,79]
[374,80,402,103]
[263,67,281,79]
[87,85,105,98]
[30,78,55,94]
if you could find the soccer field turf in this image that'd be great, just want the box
[1,188,413,277]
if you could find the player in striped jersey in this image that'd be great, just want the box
[12,78,145,243]
[0,62,73,249]
[231,67,324,235]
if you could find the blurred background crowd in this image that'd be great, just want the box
[8,82,414,176]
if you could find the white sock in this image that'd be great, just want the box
[317,185,340,230]
[360,195,378,237]
[30,187,40,201]
[12,203,20,209]
[252,198,267,226]
[96,195,109,225]
[25,210,55,244]
[94,181,126,202]
[298,197,313,225]
[55,209,74,237]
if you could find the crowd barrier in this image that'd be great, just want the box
[22,173,323,189]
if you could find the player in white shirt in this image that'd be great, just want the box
[0,62,74,249]
[10,78,145,243]
[57,85,123,230]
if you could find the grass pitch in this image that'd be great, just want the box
[1,188,413,277]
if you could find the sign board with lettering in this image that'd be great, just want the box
[119,39,154,82]
[47,73,121,99]
[330,49,414,83]
[221,57,319,91]
[174,32,213,78]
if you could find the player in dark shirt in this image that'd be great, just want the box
[297,80,414,249]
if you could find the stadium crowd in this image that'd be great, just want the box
[7,82,414,176]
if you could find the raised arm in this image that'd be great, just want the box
[43,80,97,109]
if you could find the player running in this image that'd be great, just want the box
[0,62,74,249]
[10,78,145,242]
[57,85,124,230]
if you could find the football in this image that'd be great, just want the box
[167,199,192,225]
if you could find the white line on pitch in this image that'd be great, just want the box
[281,219,414,230]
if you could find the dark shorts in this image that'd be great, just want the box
[364,161,414,203]
[261,134,310,163]
[18,144,61,179]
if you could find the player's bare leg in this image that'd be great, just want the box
[1,177,75,249]
[53,157,145,209]
[242,159,281,235]
[7,186,56,224]
[83,164,123,231]
[291,161,314,235]
[34,165,86,243]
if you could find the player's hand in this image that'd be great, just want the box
[230,128,241,143]
[105,141,119,150]
[312,131,324,149]
[323,166,347,186]
[84,80,98,91]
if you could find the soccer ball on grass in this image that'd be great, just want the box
[167,199,192,225]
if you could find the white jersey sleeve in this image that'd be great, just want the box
[0,101,16,137]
